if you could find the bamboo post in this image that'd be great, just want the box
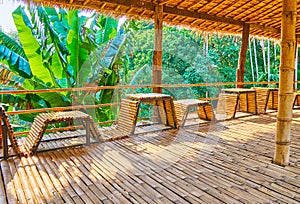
[274,0,297,166]
[236,23,250,88]
[152,3,163,93]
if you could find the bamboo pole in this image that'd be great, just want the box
[274,0,297,166]
[152,3,163,93]
[236,23,250,88]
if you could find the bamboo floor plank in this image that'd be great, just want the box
[1,159,19,203]
[110,138,238,203]
[36,142,80,203]
[58,139,144,203]
[76,145,176,203]
[47,150,100,204]
[12,157,39,203]
[125,127,298,202]
[69,148,158,204]
[61,149,132,203]
[0,163,7,204]
[1,110,300,203]
[97,143,201,204]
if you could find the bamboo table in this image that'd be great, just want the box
[126,93,177,129]
[222,88,257,118]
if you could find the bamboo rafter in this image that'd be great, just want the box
[22,0,300,43]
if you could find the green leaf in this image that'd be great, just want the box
[0,31,32,77]
[13,6,54,86]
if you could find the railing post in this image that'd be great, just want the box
[0,113,8,159]
[85,119,90,146]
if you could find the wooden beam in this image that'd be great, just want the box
[274,0,297,166]
[93,0,280,35]
[250,24,280,35]
[236,23,250,88]
[152,3,163,93]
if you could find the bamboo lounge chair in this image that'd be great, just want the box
[215,93,238,120]
[174,99,215,126]
[98,99,140,141]
[0,106,101,158]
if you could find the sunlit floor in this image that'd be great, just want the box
[0,110,300,203]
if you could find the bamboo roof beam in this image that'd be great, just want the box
[274,0,297,166]
[87,0,279,36]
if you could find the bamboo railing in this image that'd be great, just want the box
[0,81,280,145]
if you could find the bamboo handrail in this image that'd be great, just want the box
[0,81,279,95]
[7,103,120,115]
[1,81,280,141]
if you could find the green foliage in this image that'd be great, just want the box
[0,5,283,125]
[0,30,31,77]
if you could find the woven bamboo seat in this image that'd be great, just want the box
[293,91,300,108]
[215,93,238,120]
[126,93,177,128]
[99,99,140,141]
[174,99,214,126]
[0,106,101,157]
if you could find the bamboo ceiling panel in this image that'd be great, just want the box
[31,0,300,42]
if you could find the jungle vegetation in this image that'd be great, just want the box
[0,5,291,125]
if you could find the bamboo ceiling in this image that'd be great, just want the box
[26,0,300,41]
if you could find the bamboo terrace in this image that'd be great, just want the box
[1,0,300,202]
[0,110,299,203]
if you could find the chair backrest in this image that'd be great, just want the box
[253,88,269,114]
[0,106,23,155]
[216,93,238,120]
[117,99,140,135]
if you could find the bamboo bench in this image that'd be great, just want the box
[174,99,214,126]
[0,106,101,158]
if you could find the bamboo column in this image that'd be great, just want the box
[274,0,297,166]
[236,23,250,88]
[152,3,163,93]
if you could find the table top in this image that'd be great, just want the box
[252,87,278,91]
[126,93,173,100]
[222,88,256,93]
[174,99,209,105]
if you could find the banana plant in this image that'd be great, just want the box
[0,5,136,123]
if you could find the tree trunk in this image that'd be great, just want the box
[253,39,259,79]
[152,3,163,93]
[236,23,250,88]
[261,39,267,73]
[249,38,255,83]
[274,0,296,166]
[267,40,271,84]
[295,44,298,91]
[274,42,277,69]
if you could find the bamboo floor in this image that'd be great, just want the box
[0,110,300,203]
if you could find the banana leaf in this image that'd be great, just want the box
[13,6,55,86]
